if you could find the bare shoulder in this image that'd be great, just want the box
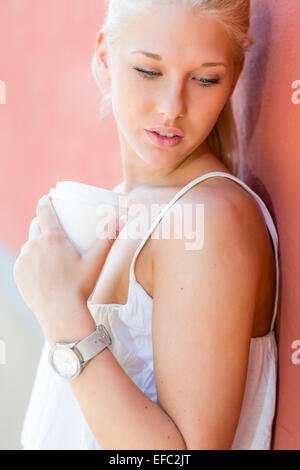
[152,174,268,274]
[150,177,268,449]
[152,182,264,311]
[185,172,268,223]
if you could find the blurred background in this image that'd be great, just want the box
[0,0,299,450]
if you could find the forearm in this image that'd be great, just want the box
[67,334,187,450]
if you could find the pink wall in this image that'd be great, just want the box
[0,0,122,254]
[232,0,300,449]
[1,0,299,449]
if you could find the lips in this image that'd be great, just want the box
[145,129,184,148]
[147,127,184,137]
[152,131,179,137]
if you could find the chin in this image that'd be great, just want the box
[140,151,181,169]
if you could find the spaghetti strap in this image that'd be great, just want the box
[128,171,279,332]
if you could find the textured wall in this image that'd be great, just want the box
[232,0,300,449]
[0,0,299,450]
[0,0,122,255]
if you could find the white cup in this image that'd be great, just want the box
[48,181,128,253]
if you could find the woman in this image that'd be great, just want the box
[16,0,279,450]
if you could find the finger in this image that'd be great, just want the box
[85,235,113,260]
[36,194,64,235]
[81,236,114,296]
[19,239,33,257]
[28,217,42,241]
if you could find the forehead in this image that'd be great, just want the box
[117,5,234,65]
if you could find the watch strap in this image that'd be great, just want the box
[74,324,112,364]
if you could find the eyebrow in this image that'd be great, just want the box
[130,50,228,68]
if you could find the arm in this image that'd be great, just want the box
[151,194,262,449]
[68,337,187,450]
[67,180,186,450]
[68,193,262,450]
[14,194,185,449]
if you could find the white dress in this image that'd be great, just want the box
[21,171,279,450]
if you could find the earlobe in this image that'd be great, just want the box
[99,62,111,82]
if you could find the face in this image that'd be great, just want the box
[97,5,243,172]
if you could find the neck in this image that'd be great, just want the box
[117,132,223,195]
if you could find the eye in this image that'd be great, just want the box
[194,77,221,88]
[133,67,221,87]
[133,67,160,79]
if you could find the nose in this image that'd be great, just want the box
[157,83,186,119]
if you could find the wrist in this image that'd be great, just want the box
[46,297,96,346]
[48,323,112,380]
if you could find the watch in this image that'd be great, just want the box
[48,324,112,379]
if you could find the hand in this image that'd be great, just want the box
[13,194,124,343]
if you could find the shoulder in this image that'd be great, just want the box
[182,173,267,225]
[150,178,266,449]
[151,177,265,336]
[152,175,266,278]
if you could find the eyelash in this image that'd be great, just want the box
[133,67,220,87]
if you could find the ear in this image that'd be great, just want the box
[95,30,111,82]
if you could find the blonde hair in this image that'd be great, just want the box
[91,0,254,175]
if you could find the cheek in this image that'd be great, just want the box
[112,75,149,122]
[189,82,231,120]
[186,89,229,141]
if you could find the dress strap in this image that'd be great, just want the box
[127,171,279,331]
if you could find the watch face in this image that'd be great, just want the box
[49,346,81,379]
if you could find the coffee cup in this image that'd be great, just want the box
[48,181,128,253]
